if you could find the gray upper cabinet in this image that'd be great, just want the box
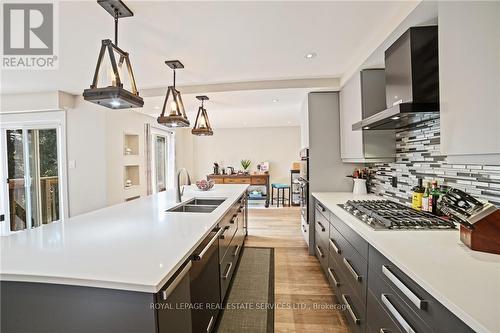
[438,1,500,164]
[340,69,395,163]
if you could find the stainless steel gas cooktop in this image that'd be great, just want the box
[339,200,456,230]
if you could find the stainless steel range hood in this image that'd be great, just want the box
[352,102,439,130]
[353,26,439,131]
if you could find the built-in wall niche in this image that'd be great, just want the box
[124,165,140,189]
[124,134,139,156]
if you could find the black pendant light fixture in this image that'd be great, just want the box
[83,0,143,109]
[157,60,190,127]
[192,96,214,136]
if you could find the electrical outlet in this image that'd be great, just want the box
[391,176,398,188]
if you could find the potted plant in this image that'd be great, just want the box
[241,159,251,174]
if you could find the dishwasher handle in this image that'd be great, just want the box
[193,228,224,261]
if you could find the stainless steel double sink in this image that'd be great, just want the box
[167,198,227,213]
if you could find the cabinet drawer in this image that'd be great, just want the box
[328,222,345,259]
[341,239,368,306]
[368,246,473,333]
[328,223,367,304]
[220,246,237,301]
[218,222,237,263]
[366,289,401,333]
[224,177,251,184]
[368,267,433,333]
[251,177,267,185]
[314,232,328,274]
[315,209,329,246]
[210,177,224,184]
[330,211,369,260]
[315,200,330,219]
[339,280,366,333]
[327,252,348,298]
[301,218,309,245]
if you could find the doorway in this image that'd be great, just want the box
[153,134,168,192]
[146,124,174,195]
[1,117,66,234]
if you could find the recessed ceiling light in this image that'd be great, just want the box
[305,52,317,59]
[363,126,370,130]
[391,116,400,120]
[272,99,279,103]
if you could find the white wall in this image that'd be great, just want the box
[192,126,300,184]
[299,98,309,149]
[66,97,107,215]
[175,128,196,177]
[105,110,147,205]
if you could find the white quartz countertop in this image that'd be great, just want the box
[312,192,500,333]
[0,184,248,293]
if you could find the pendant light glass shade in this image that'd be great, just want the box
[83,0,143,109]
[157,60,190,127]
[192,96,214,136]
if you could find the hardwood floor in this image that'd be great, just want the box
[246,206,349,333]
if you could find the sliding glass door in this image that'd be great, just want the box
[3,127,61,231]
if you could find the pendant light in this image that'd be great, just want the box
[83,0,143,109]
[157,60,190,127]
[192,96,214,136]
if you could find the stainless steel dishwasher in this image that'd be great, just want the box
[190,227,223,333]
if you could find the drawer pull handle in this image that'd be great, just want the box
[341,294,361,325]
[206,315,215,332]
[317,202,326,212]
[162,261,192,300]
[222,262,233,280]
[380,329,391,333]
[233,244,240,257]
[194,228,224,261]
[327,267,340,287]
[220,226,230,239]
[343,258,361,282]
[315,245,324,258]
[230,215,237,224]
[329,238,341,254]
[382,265,426,310]
[317,221,326,232]
[381,294,416,333]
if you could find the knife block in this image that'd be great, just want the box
[460,210,500,255]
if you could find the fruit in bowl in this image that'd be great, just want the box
[196,179,215,191]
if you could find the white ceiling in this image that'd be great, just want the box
[140,88,307,128]
[1,1,419,128]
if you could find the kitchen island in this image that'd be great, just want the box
[1,184,248,333]
[312,192,500,333]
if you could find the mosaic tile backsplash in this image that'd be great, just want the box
[369,118,500,207]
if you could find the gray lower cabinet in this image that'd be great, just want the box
[1,281,158,333]
[368,246,474,333]
[190,228,222,333]
[157,261,193,333]
[220,203,246,301]
[314,199,474,333]
[1,196,248,333]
